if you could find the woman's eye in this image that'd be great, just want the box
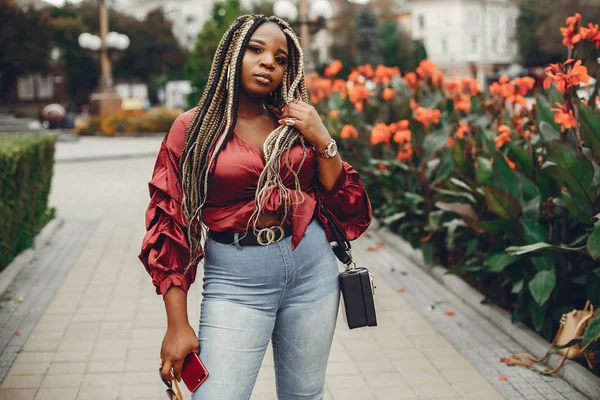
[276,57,288,65]
[248,45,261,53]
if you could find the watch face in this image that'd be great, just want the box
[327,141,337,157]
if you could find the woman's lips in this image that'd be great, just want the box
[255,76,271,85]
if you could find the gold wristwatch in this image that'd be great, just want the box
[316,138,338,159]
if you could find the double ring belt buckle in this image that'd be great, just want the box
[256,226,285,245]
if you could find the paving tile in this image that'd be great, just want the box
[0,374,44,389]
[34,388,78,400]
[0,388,36,400]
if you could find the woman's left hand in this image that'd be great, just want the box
[279,100,331,149]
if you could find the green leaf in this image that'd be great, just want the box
[516,172,541,220]
[433,188,477,204]
[492,152,520,200]
[450,178,473,192]
[529,298,548,331]
[588,227,600,260]
[509,142,534,175]
[484,187,521,220]
[475,157,493,186]
[451,140,468,173]
[583,311,600,349]
[506,242,588,256]
[532,256,554,272]
[476,220,518,233]
[536,95,560,132]
[554,337,583,350]
[538,121,561,142]
[586,268,600,306]
[529,270,556,306]
[577,103,600,157]
[381,212,407,225]
[443,219,466,249]
[423,127,451,159]
[435,202,479,222]
[431,150,454,184]
[545,140,596,215]
[484,253,521,272]
[558,188,594,224]
[522,220,548,244]
[512,280,524,294]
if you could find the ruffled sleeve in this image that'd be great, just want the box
[315,161,372,242]
[138,115,200,298]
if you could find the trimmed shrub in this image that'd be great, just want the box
[0,134,56,270]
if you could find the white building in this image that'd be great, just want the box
[407,0,519,85]
[114,0,262,51]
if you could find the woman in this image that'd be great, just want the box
[140,14,372,399]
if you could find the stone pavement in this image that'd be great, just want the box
[0,136,591,400]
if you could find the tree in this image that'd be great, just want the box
[354,8,383,66]
[0,3,51,103]
[185,0,247,106]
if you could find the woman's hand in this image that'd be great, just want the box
[279,100,332,150]
[160,323,199,382]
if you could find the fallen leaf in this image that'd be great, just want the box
[377,241,385,248]
[15,331,21,336]
[367,246,379,251]
[499,376,507,381]
[444,310,455,316]
[398,286,405,292]
[500,357,512,363]
[14,296,23,303]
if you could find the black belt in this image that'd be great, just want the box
[209,225,292,246]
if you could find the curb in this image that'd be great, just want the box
[55,151,158,164]
[0,217,64,296]
[369,219,600,400]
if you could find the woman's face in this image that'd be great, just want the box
[240,22,289,98]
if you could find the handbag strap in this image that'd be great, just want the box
[172,377,184,400]
[319,204,354,267]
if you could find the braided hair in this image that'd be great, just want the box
[179,14,310,271]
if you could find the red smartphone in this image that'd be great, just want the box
[181,352,209,392]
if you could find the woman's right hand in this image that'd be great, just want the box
[160,323,200,382]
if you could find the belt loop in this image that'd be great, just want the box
[233,232,242,251]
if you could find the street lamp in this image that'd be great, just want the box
[274,0,333,72]
[78,0,130,115]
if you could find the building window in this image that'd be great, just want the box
[17,76,35,101]
[471,35,477,52]
[418,15,425,30]
[441,38,448,53]
[37,74,54,100]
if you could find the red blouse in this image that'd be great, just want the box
[139,108,372,297]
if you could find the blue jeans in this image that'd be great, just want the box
[192,218,340,400]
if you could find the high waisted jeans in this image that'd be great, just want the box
[192,218,340,400]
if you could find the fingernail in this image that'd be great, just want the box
[278,119,283,124]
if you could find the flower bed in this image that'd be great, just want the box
[75,107,182,136]
[309,13,600,370]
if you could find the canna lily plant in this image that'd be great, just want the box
[308,13,600,360]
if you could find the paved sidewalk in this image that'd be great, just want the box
[0,137,590,399]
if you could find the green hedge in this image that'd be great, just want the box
[0,134,56,270]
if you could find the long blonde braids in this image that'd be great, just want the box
[180,15,310,272]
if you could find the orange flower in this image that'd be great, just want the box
[431,71,444,88]
[504,156,516,170]
[416,59,438,79]
[551,102,577,129]
[340,124,359,139]
[382,88,396,101]
[374,65,401,84]
[392,120,411,144]
[348,69,361,84]
[513,76,535,96]
[566,59,590,86]
[329,110,340,119]
[324,60,343,78]
[415,107,441,127]
[582,23,600,48]
[523,130,532,140]
[543,63,567,92]
[560,13,582,47]
[370,123,392,145]
[447,136,455,147]
[404,72,419,89]
[355,102,364,112]
[377,164,388,171]
[396,143,413,162]
[456,121,470,140]
[495,125,512,149]
[454,94,471,113]
[348,85,372,105]
[357,64,375,79]
[332,79,347,99]
[499,75,510,84]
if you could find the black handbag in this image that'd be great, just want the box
[320,205,377,329]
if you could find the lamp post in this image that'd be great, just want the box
[78,0,129,115]
[273,0,333,72]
